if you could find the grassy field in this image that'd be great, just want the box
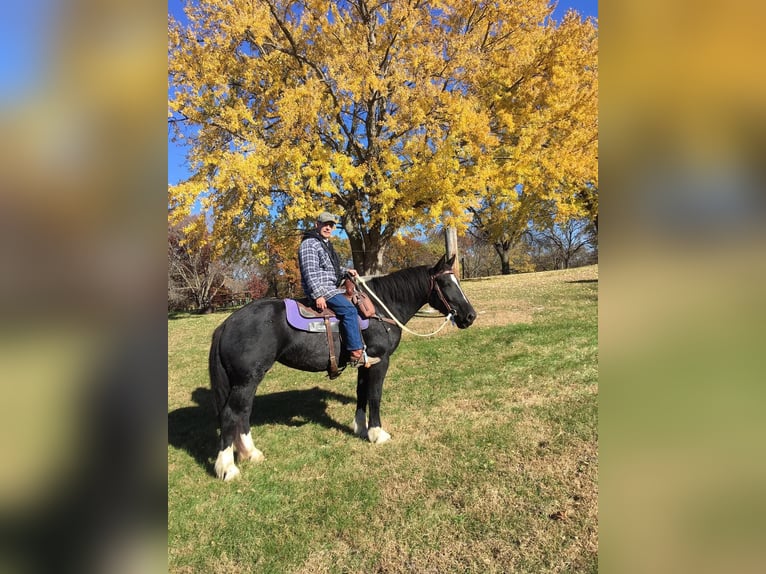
[168,265,598,573]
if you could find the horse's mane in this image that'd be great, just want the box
[366,265,431,303]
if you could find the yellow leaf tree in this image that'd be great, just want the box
[468,190,539,275]
[169,0,597,273]
[469,8,598,273]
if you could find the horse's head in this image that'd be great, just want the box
[428,255,477,329]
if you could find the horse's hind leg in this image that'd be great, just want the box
[214,385,247,481]
[214,377,264,480]
[232,377,265,464]
[214,409,239,481]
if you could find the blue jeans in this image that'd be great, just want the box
[326,294,364,351]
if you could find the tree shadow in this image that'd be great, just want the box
[168,386,356,476]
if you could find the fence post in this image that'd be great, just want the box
[444,225,460,278]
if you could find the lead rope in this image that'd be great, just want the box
[353,275,454,337]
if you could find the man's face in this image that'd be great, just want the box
[318,220,335,239]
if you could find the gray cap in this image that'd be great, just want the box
[317,211,339,224]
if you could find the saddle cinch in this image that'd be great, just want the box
[284,279,377,378]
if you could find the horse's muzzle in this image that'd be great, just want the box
[455,310,476,329]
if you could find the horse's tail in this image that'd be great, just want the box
[209,322,230,418]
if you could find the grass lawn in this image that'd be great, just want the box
[168,265,598,573]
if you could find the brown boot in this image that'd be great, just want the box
[350,349,381,368]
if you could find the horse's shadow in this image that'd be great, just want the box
[168,386,356,476]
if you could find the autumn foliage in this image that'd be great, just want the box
[168,215,228,312]
[169,0,597,273]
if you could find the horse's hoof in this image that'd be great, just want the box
[242,448,265,463]
[235,433,264,463]
[367,427,391,444]
[353,410,368,438]
[222,465,240,481]
[214,446,240,480]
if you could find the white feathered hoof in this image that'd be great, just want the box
[240,448,265,463]
[367,427,391,444]
[214,447,240,481]
[353,409,368,439]
[235,433,265,463]
[221,465,240,481]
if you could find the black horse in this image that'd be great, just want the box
[209,255,476,480]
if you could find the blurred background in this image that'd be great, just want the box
[600,1,766,573]
[0,0,166,572]
[1,0,765,572]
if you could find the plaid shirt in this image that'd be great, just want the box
[298,237,347,301]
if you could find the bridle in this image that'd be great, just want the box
[429,269,458,317]
[353,270,460,338]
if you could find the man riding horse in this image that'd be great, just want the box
[210,215,476,480]
[298,211,381,368]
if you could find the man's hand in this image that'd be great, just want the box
[347,269,358,278]
[315,296,327,311]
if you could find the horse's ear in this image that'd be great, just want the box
[431,254,446,273]
[431,254,455,273]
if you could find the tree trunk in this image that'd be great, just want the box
[347,232,368,274]
[195,292,213,314]
[495,242,512,275]
[345,222,386,275]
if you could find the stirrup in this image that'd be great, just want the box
[351,350,380,368]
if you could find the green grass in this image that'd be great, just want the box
[168,265,598,573]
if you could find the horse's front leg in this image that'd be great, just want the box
[363,358,391,444]
[354,368,369,439]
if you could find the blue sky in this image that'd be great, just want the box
[167,0,597,186]
[0,0,56,104]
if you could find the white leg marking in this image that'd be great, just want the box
[214,446,240,481]
[367,427,391,444]
[353,409,368,438]
[235,432,265,463]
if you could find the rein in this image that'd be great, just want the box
[354,271,456,338]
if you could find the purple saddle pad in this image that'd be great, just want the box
[284,299,369,333]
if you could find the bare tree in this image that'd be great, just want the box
[168,217,228,313]
[532,218,594,270]
[458,233,498,278]
[468,193,536,275]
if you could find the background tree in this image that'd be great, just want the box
[382,233,443,273]
[245,274,269,300]
[456,233,496,278]
[482,9,598,219]
[575,182,598,259]
[168,215,228,313]
[168,270,191,311]
[468,190,540,275]
[250,217,303,298]
[222,259,261,295]
[530,217,595,270]
[466,7,598,273]
[169,0,597,273]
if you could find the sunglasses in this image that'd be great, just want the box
[321,221,336,228]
